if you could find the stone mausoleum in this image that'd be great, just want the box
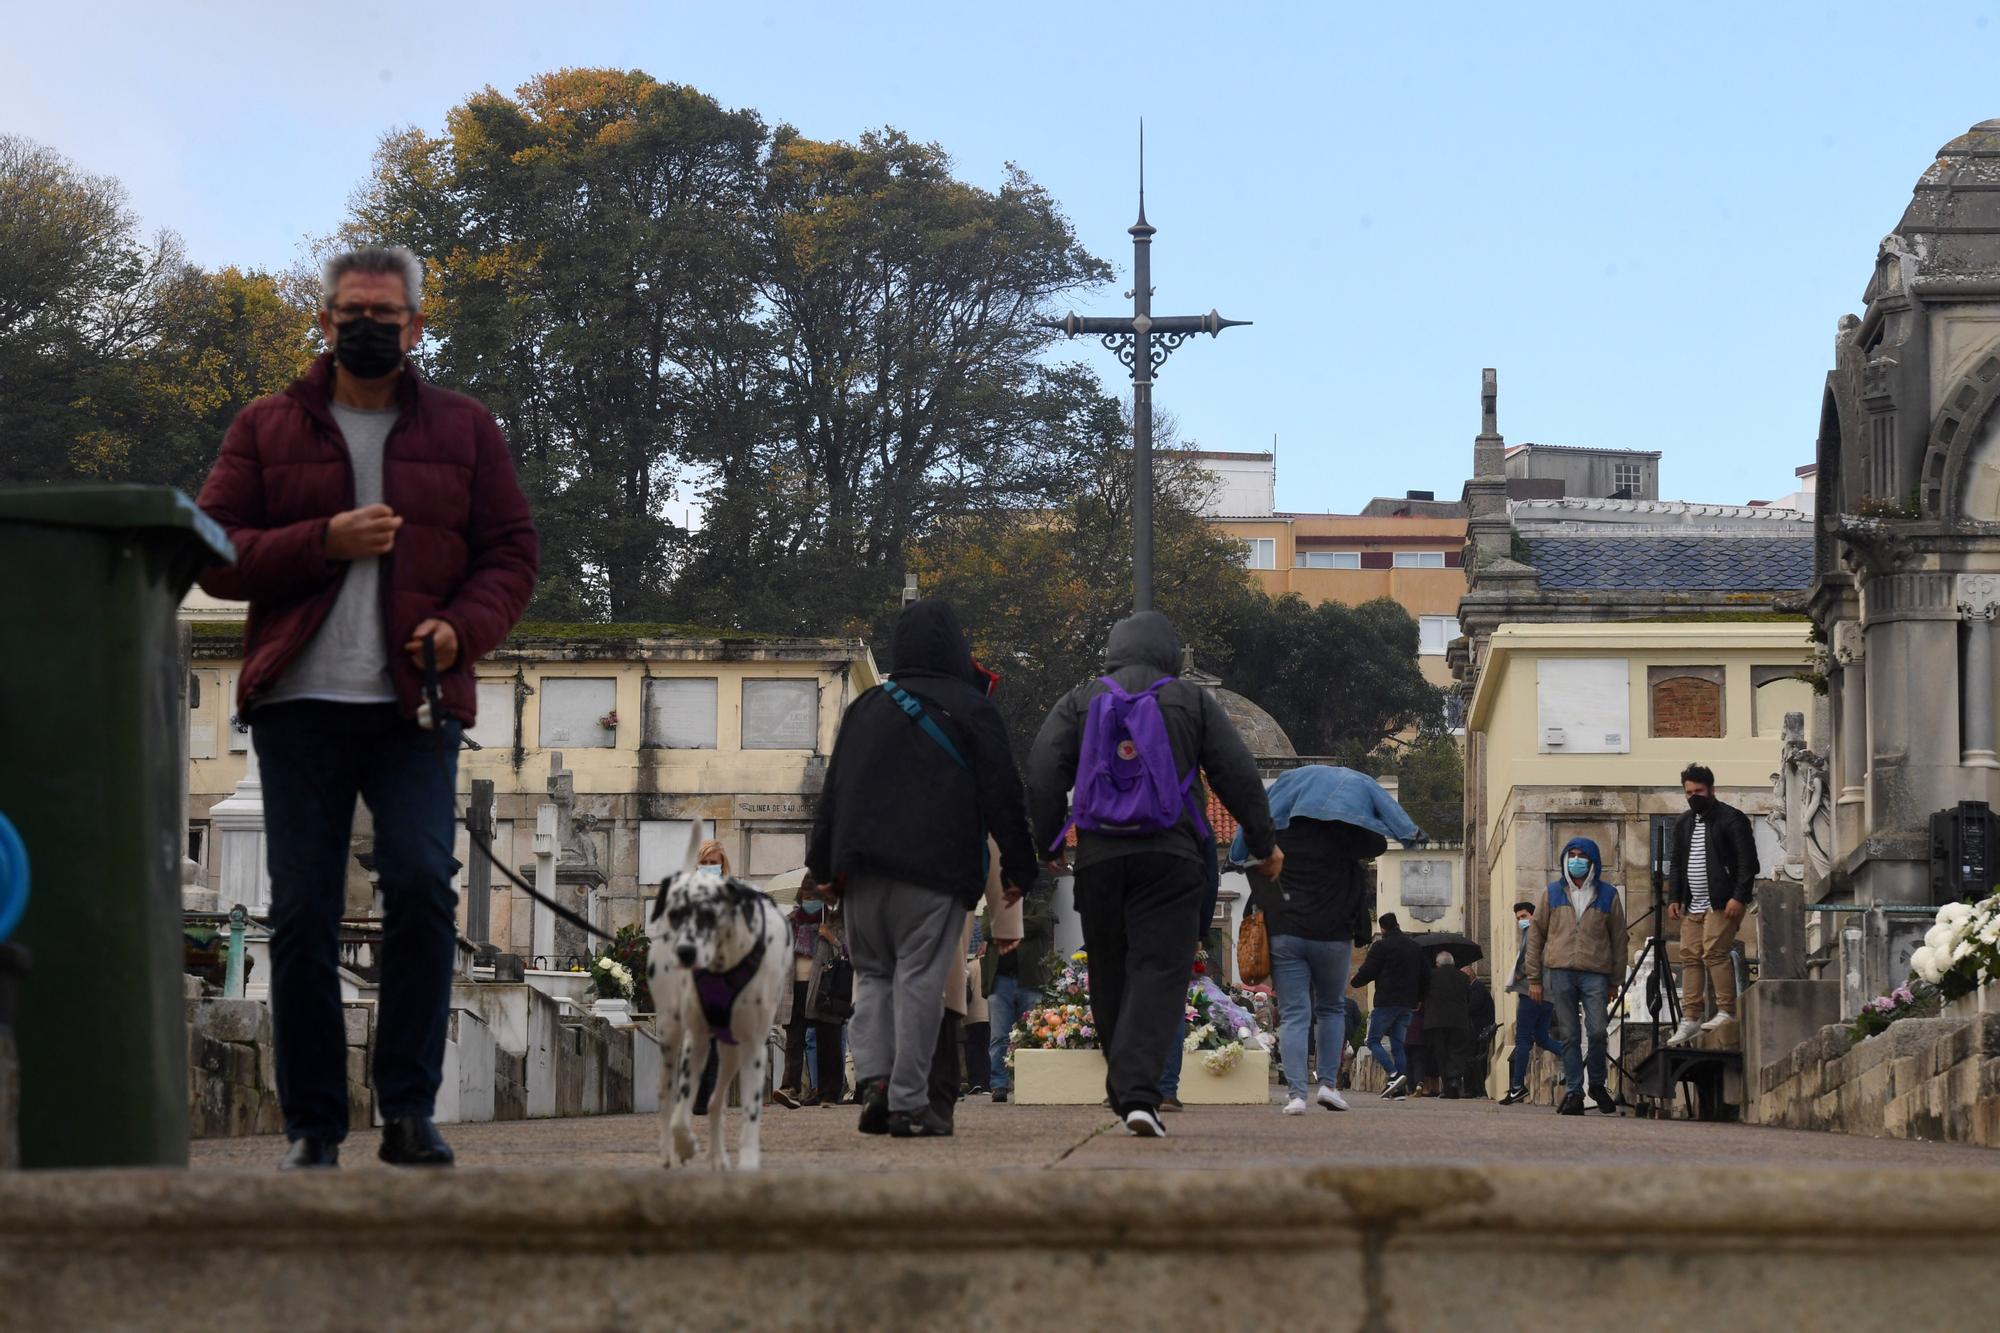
[1809,119,2000,997]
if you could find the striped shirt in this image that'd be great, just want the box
[1688,818,1712,914]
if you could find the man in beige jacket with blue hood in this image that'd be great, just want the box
[1522,837,1627,1117]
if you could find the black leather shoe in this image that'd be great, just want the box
[279,1137,340,1170]
[1590,1085,1618,1115]
[888,1106,954,1138]
[857,1077,891,1136]
[1557,1092,1586,1116]
[378,1115,455,1166]
[991,1088,1009,1104]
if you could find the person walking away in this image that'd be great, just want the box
[1666,763,1759,1045]
[196,244,537,1170]
[1501,900,1564,1105]
[1421,952,1472,1098]
[775,881,846,1107]
[1522,838,1628,1116]
[1247,814,1384,1116]
[1028,611,1279,1139]
[1464,968,1495,1098]
[1351,913,1426,1100]
[983,871,1056,1104]
[808,599,1032,1139]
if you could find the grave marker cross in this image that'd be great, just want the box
[1047,130,1250,612]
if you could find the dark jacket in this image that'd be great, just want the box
[1351,927,1427,1010]
[807,599,1036,909]
[196,353,539,725]
[1027,611,1276,871]
[1248,816,1382,943]
[1421,961,1471,1031]
[1670,798,1760,908]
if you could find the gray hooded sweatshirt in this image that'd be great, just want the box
[1026,611,1277,873]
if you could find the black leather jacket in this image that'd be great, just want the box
[1670,799,1760,908]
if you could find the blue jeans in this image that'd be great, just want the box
[1545,968,1610,1095]
[1508,995,1564,1090]
[1271,935,1352,1098]
[987,974,1040,1092]
[1366,1004,1414,1078]
[253,701,462,1141]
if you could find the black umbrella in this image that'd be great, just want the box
[1410,932,1483,968]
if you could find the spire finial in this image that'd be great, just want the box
[1137,118,1147,226]
[1130,119,1155,238]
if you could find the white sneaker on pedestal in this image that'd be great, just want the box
[1667,1019,1703,1046]
[1699,1010,1735,1032]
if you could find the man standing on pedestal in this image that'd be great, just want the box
[197,245,538,1169]
[1666,762,1759,1045]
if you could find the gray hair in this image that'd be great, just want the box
[322,244,423,312]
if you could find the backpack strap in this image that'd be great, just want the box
[881,680,969,772]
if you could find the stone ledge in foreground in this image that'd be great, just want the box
[3,1165,1997,1331]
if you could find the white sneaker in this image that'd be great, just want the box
[1582,1091,1598,1111]
[1667,1019,1703,1046]
[1316,1086,1349,1112]
[1124,1107,1166,1138]
[1699,1010,1735,1032]
[1282,1096,1308,1116]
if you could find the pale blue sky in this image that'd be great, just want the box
[7,1,1999,511]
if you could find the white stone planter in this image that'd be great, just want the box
[1011,1047,1272,1105]
[591,996,633,1027]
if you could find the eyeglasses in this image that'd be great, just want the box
[329,302,413,324]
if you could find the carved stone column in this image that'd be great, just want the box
[1960,575,2000,769]
[1834,622,1867,806]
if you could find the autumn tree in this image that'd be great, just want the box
[0,135,314,489]
[352,70,770,619]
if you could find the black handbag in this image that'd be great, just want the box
[805,941,855,1023]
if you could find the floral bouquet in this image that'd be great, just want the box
[589,952,636,1001]
[1909,893,2000,1000]
[1006,1002,1098,1060]
[1183,977,1262,1075]
[1041,950,1090,1005]
[1848,980,1941,1040]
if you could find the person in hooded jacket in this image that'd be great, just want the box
[1521,837,1628,1116]
[1027,611,1280,1139]
[807,599,1032,1139]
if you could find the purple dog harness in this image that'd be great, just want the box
[693,932,770,1045]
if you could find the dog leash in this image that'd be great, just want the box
[421,634,616,944]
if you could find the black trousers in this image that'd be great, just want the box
[1074,851,1206,1114]
[930,1010,963,1124]
[1429,1027,1465,1094]
[963,1020,991,1089]
[782,980,845,1101]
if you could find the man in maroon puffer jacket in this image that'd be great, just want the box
[196,244,537,1170]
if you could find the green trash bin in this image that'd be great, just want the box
[0,484,234,1167]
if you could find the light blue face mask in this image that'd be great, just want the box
[1566,857,1591,880]
[799,900,823,917]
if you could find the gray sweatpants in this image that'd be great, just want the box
[843,874,967,1114]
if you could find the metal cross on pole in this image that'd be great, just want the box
[1048,129,1250,613]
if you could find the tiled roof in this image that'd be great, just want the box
[1524,535,1815,591]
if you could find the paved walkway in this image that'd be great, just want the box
[189,1090,2000,1173]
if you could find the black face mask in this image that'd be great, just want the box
[333,317,406,379]
[1687,793,1713,816]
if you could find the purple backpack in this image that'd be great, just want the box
[1052,676,1212,852]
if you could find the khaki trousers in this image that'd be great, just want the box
[1678,908,1740,1020]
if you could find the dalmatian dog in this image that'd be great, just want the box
[645,833,790,1170]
